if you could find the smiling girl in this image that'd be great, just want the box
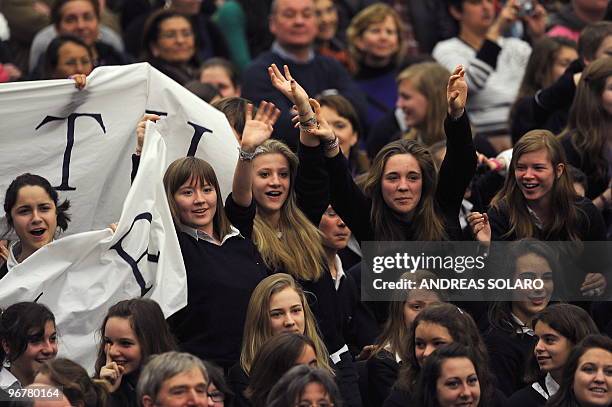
[509,304,599,407]
[276,62,474,243]
[1,174,71,278]
[484,240,559,396]
[546,334,612,407]
[135,102,278,370]
[385,303,493,407]
[230,274,331,407]
[95,299,177,407]
[368,270,445,407]
[0,302,58,390]
[415,343,492,407]
[469,130,609,299]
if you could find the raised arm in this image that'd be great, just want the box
[131,113,161,181]
[436,66,477,230]
[268,64,334,224]
[231,101,280,207]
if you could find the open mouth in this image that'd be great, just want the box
[265,191,282,197]
[522,183,539,190]
[30,228,46,237]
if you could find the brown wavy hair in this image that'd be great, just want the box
[490,130,582,240]
[395,303,489,395]
[364,139,446,241]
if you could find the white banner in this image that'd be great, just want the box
[0,62,238,236]
[0,121,187,373]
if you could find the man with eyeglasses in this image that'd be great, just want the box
[138,351,223,407]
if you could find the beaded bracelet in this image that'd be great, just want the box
[323,136,339,151]
[237,147,256,161]
[299,116,317,128]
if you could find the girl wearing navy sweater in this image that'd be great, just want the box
[276,63,475,244]
[225,92,347,361]
[134,105,279,369]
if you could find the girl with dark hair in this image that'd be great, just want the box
[1,174,71,278]
[483,240,558,396]
[200,57,241,98]
[46,0,130,70]
[560,57,612,202]
[267,365,341,407]
[317,94,366,176]
[94,299,177,407]
[35,358,110,407]
[509,304,599,407]
[384,303,496,407]
[41,35,94,80]
[414,343,490,407]
[0,302,57,390]
[141,9,200,85]
[203,361,234,407]
[134,103,278,370]
[510,36,578,144]
[367,270,445,407]
[546,334,612,407]
[246,333,326,407]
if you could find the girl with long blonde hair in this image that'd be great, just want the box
[228,274,332,407]
[226,100,345,358]
[368,62,451,159]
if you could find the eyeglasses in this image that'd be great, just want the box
[208,391,225,402]
[295,402,334,407]
[159,30,194,40]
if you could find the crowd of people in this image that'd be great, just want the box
[1,0,612,406]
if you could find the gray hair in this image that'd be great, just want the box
[136,352,208,406]
[266,365,342,407]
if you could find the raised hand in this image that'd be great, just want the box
[467,212,491,244]
[306,99,335,142]
[241,101,281,152]
[447,65,467,119]
[99,350,125,392]
[135,113,161,154]
[268,63,310,112]
[487,0,519,40]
